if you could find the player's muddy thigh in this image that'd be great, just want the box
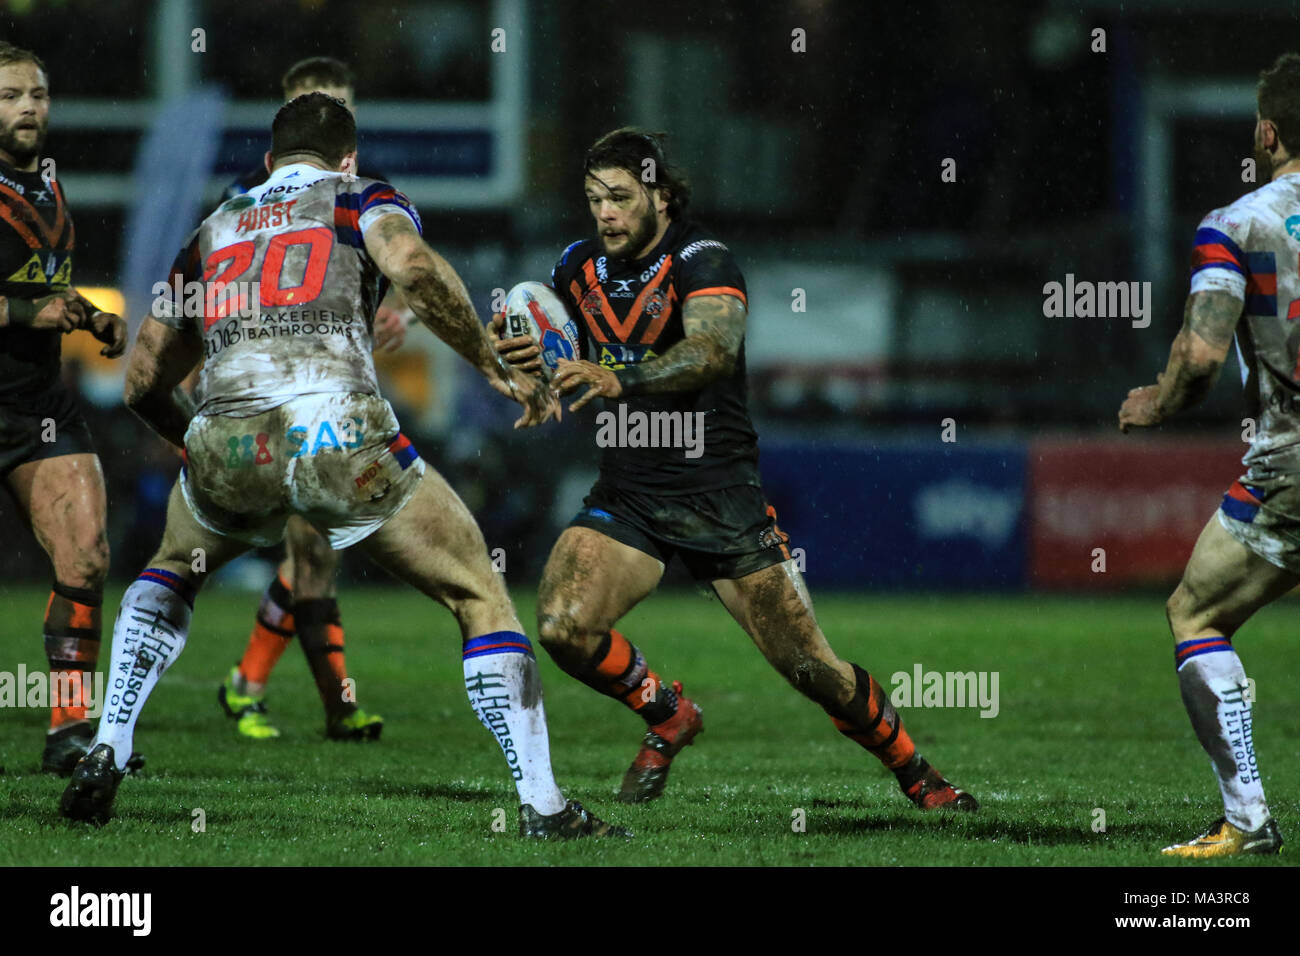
[1167,514,1300,642]
[712,560,856,709]
[282,515,340,599]
[6,453,110,589]
[147,478,252,586]
[536,527,664,664]
[358,467,521,639]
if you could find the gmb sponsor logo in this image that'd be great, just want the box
[50,886,151,936]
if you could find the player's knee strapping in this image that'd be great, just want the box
[44,580,103,727]
[585,629,678,725]
[294,597,351,718]
[826,663,916,770]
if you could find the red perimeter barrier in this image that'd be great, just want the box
[1029,437,1245,588]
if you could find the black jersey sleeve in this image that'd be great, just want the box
[675,237,747,309]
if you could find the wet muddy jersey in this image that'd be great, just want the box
[0,158,75,397]
[155,163,420,416]
[551,219,758,494]
[1192,172,1300,499]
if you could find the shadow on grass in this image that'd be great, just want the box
[810,808,1175,846]
[353,779,497,803]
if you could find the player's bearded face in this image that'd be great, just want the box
[588,168,661,260]
[0,63,50,168]
[607,198,658,261]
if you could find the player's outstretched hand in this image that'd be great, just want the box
[373,303,409,353]
[488,364,560,428]
[552,358,622,412]
[28,291,85,332]
[489,311,544,374]
[1118,382,1161,432]
[87,310,127,357]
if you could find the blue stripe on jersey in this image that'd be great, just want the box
[336,224,365,249]
[1245,251,1277,316]
[1220,493,1260,523]
[1194,227,1247,267]
[1246,294,1278,315]
[1246,250,1276,274]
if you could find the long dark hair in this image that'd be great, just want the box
[584,127,691,219]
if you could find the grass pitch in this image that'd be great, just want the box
[0,584,1296,867]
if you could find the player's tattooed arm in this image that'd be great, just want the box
[124,316,204,447]
[364,213,556,426]
[364,213,498,372]
[1118,290,1239,432]
[613,293,746,394]
[554,294,745,411]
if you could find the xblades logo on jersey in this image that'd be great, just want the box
[608,278,636,298]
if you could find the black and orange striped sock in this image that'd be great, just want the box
[581,629,678,726]
[238,574,295,689]
[826,663,916,770]
[44,581,102,730]
[295,598,354,722]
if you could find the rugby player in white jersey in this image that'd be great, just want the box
[60,94,627,838]
[1118,52,1300,857]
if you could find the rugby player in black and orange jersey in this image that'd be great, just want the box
[493,128,977,810]
[0,42,128,774]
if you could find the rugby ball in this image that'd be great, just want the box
[503,281,580,380]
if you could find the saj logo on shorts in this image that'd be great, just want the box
[286,418,365,458]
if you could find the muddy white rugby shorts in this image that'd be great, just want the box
[180,392,424,549]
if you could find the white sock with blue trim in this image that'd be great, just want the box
[94,570,195,772]
[463,631,565,815]
[1174,636,1269,831]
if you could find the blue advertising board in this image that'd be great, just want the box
[757,439,1028,589]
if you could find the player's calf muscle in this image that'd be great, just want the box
[51,530,108,589]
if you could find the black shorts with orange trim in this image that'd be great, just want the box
[569,480,793,582]
[0,378,96,478]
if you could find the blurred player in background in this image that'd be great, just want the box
[216,56,414,741]
[1117,53,1300,858]
[0,42,129,774]
[493,128,977,811]
[61,95,626,838]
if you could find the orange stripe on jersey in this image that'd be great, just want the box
[621,254,675,343]
[570,276,608,343]
[638,285,678,345]
[0,197,43,249]
[580,259,623,330]
[0,180,68,247]
[684,286,747,307]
